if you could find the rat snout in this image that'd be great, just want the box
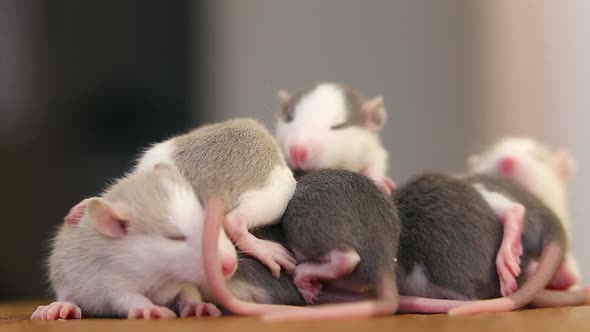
[289,144,309,168]
[498,156,517,174]
[221,255,238,278]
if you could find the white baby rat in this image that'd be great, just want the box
[135,118,297,278]
[275,82,395,194]
[467,137,581,291]
[31,163,238,320]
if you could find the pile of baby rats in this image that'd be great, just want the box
[32,82,588,321]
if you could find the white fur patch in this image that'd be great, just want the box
[472,183,517,216]
[135,140,175,173]
[227,165,296,229]
[164,178,203,239]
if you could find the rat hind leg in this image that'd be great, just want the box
[293,249,361,304]
[225,166,297,278]
[474,184,525,296]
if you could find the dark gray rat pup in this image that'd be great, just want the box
[394,173,568,315]
[202,169,400,320]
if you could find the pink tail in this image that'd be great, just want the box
[203,197,306,315]
[529,288,590,308]
[398,296,471,314]
[262,276,399,321]
[449,241,563,315]
[202,197,398,320]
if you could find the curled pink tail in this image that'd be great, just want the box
[449,241,563,316]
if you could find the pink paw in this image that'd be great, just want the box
[179,301,221,318]
[497,243,522,296]
[293,270,323,304]
[30,302,82,320]
[128,305,177,319]
[248,240,296,279]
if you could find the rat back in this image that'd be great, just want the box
[281,169,400,292]
[465,174,567,260]
[394,173,503,300]
[172,118,286,209]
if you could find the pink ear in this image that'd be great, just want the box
[87,198,130,238]
[64,198,91,225]
[555,149,577,181]
[362,96,387,131]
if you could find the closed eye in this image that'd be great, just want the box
[330,122,349,130]
[166,234,187,241]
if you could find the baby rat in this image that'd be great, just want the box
[394,173,568,315]
[468,137,581,290]
[275,82,395,194]
[202,170,399,320]
[134,118,297,278]
[31,163,238,320]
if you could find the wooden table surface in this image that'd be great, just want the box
[1,300,589,332]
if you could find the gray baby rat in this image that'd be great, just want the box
[202,170,399,320]
[394,173,569,315]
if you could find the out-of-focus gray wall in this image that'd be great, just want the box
[203,0,477,182]
[201,0,588,283]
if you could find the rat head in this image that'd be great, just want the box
[468,137,577,212]
[275,82,387,171]
[83,163,238,284]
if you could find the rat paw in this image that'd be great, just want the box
[244,239,296,278]
[128,305,177,319]
[497,245,521,296]
[293,270,323,304]
[31,302,82,320]
[179,301,221,318]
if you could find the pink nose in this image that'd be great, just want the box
[498,157,516,174]
[289,144,308,165]
[221,257,237,277]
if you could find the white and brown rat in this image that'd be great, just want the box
[467,137,581,291]
[31,163,238,320]
[133,118,297,278]
[275,82,395,194]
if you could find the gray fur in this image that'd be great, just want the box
[394,172,567,300]
[171,118,285,210]
[465,174,567,256]
[281,169,400,296]
[394,173,503,300]
[225,225,305,306]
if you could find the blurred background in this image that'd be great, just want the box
[1,0,588,300]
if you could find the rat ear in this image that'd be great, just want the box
[467,154,480,173]
[362,96,387,131]
[278,90,291,107]
[555,149,577,182]
[87,198,130,239]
